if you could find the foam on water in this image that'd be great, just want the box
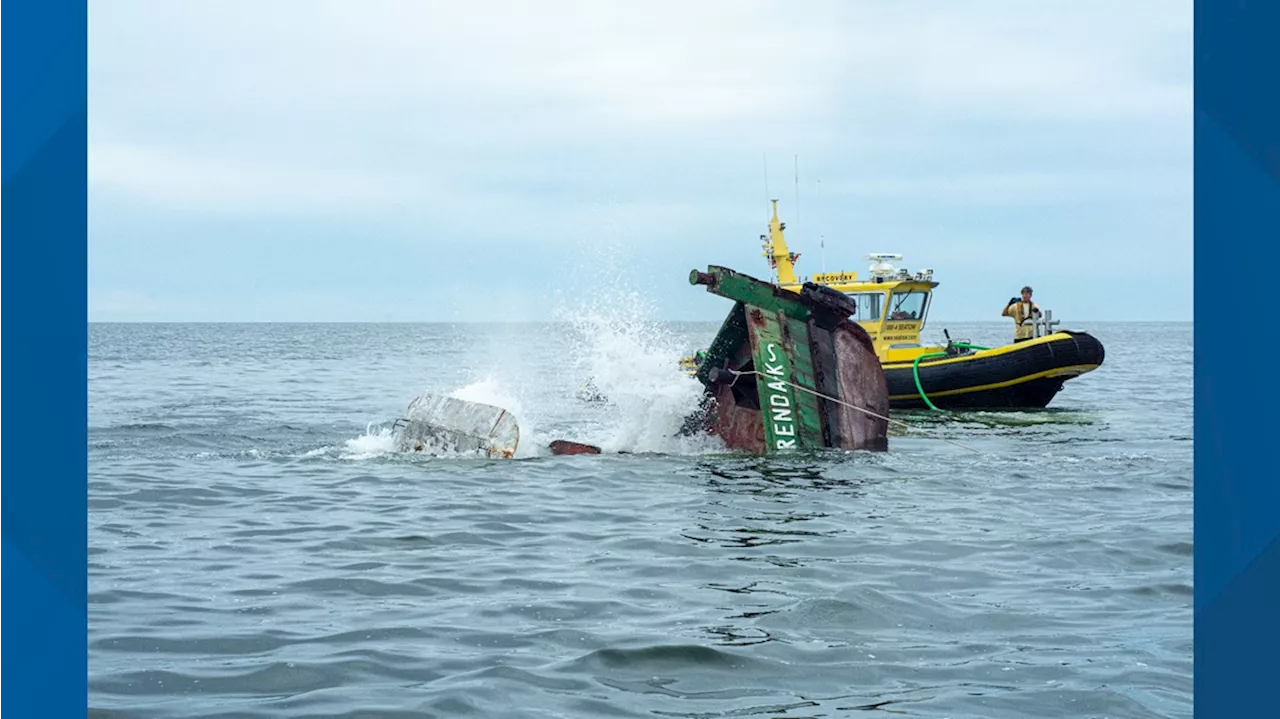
[340,424,398,460]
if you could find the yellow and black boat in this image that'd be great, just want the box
[683,201,1104,410]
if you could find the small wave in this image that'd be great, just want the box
[110,422,177,432]
[1156,541,1193,557]
[564,644,771,673]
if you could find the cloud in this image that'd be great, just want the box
[89,143,433,213]
[87,0,1192,321]
[90,0,1189,144]
[830,2,1190,123]
[824,169,1189,206]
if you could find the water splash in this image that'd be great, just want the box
[449,376,542,459]
[448,376,523,416]
[335,301,723,459]
[336,218,726,459]
[340,423,398,460]
[555,288,723,455]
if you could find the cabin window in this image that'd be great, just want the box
[846,292,885,323]
[886,290,929,322]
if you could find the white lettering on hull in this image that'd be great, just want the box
[761,342,797,449]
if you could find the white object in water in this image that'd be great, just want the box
[394,393,520,458]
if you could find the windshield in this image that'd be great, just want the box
[886,290,929,323]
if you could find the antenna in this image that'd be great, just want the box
[762,153,770,208]
[815,178,824,274]
[794,154,800,231]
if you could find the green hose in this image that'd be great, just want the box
[912,351,949,411]
[911,342,991,411]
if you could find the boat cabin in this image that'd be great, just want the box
[839,277,938,360]
[759,200,939,362]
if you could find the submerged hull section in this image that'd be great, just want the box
[886,331,1105,410]
[685,266,889,454]
[703,315,888,453]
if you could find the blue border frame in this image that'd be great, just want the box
[0,1,1275,715]
[2,0,89,715]
[1194,1,1280,716]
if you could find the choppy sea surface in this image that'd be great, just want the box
[89,319,1191,718]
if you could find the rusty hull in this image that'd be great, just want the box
[685,266,890,454]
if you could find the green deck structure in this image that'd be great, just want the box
[687,266,889,454]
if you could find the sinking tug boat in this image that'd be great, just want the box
[683,201,1104,410]
[680,265,890,453]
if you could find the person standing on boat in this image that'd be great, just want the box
[1003,286,1042,342]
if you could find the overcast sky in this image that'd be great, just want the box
[89,0,1191,322]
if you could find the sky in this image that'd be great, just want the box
[88,0,1192,323]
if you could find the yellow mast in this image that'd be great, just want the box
[761,199,800,287]
[761,198,858,292]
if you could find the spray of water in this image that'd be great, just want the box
[577,212,724,452]
[338,200,727,460]
[552,283,724,455]
[334,289,724,460]
[448,376,543,459]
[340,423,398,460]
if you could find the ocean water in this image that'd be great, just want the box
[89,318,1192,718]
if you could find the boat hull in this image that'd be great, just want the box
[686,266,890,453]
[702,314,889,453]
[885,331,1104,410]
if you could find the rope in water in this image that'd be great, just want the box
[722,369,982,455]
